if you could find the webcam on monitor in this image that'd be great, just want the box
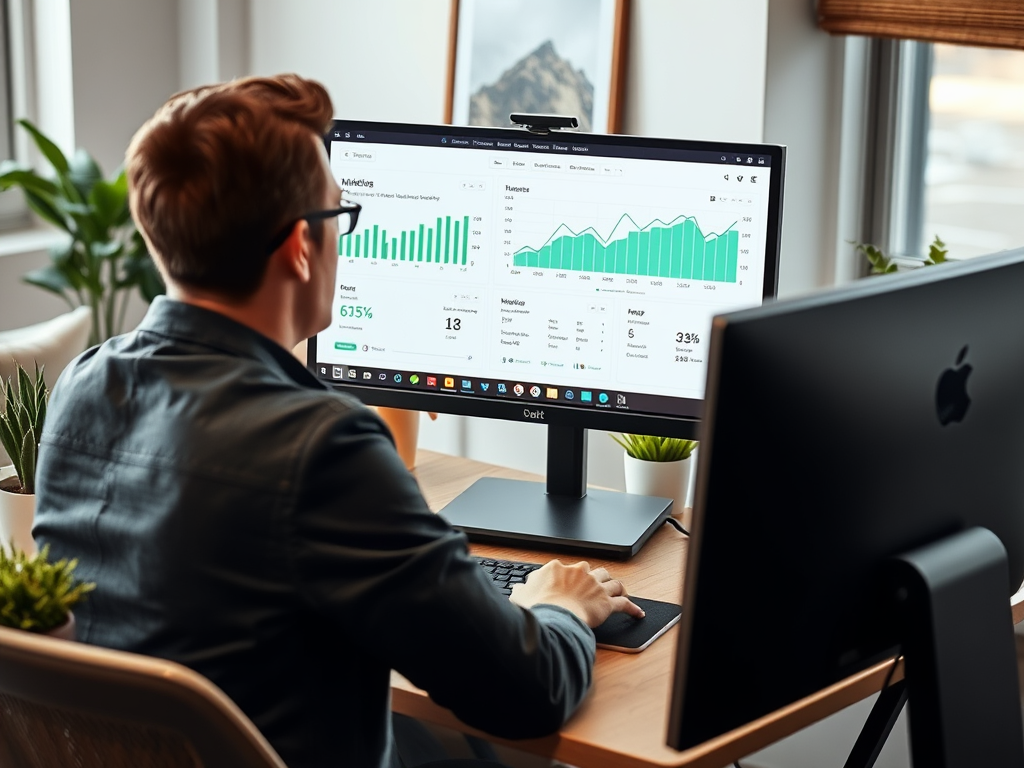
[509,113,579,133]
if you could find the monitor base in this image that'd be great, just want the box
[438,477,672,560]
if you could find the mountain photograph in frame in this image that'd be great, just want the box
[446,0,629,134]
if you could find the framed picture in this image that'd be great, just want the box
[445,0,630,134]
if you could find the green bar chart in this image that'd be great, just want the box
[512,214,740,284]
[342,215,471,265]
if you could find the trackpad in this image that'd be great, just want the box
[593,597,681,653]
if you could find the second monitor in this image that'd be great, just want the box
[309,120,786,557]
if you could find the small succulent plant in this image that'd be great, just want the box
[612,433,698,462]
[0,362,48,494]
[0,544,95,633]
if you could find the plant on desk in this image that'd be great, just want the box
[0,363,48,557]
[613,434,698,516]
[0,544,95,639]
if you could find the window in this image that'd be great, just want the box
[873,40,1024,262]
[925,44,1024,259]
[0,0,30,231]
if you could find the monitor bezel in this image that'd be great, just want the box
[308,120,786,439]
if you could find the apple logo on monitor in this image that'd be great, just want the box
[935,345,972,426]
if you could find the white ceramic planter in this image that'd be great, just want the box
[0,465,37,557]
[623,454,693,529]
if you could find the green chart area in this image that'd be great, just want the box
[512,214,740,283]
[344,215,470,265]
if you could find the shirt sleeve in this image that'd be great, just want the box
[287,400,596,739]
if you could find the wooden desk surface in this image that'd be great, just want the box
[393,450,930,768]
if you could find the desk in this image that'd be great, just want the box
[394,450,947,768]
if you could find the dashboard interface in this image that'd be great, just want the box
[313,123,783,421]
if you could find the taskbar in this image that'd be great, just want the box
[313,362,702,420]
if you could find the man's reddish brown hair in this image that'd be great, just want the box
[127,74,334,298]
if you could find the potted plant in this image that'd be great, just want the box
[613,433,698,527]
[0,119,164,346]
[0,544,95,640]
[0,362,48,556]
[856,235,949,275]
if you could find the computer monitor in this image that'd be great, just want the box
[308,120,786,558]
[668,248,1024,766]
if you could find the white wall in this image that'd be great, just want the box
[68,0,180,176]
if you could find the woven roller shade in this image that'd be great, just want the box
[817,0,1024,50]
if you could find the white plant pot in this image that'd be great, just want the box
[0,465,37,557]
[623,454,693,529]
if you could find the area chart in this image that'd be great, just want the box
[344,215,472,265]
[512,214,740,284]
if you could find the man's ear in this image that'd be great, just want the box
[276,220,313,283]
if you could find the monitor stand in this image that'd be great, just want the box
[844,527,1024,768]
[438,425,672,560]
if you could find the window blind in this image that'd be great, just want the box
[816,1,1024,49]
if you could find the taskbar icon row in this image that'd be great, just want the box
[316,363,631,409]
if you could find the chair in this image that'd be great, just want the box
[0,625,287,768]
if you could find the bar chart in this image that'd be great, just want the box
[512,214,740,284]
[343,215,475,266]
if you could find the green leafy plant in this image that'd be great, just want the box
[0,119,164,346]
[612,433,698,462]
[0,363,48,494]
[856,235,949,275]
[0,544,94,633]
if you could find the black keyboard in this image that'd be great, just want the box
[474,556,542,597]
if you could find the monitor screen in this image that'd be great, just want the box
[668,248,1024,757]
[309,121,785,437]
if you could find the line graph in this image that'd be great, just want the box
[512,213,740,283]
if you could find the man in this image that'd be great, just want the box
[34,74,642,768]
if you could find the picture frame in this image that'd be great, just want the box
[445,0,630,134]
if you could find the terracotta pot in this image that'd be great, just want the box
[377,407,421,469]
[0,467,36,557]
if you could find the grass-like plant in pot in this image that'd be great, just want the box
[0,544,95,637]
[0,119,164,346]
[614,434,699,526]
[612,433,698,463]
[0,362,48,495]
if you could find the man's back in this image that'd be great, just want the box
[35,297,596,768]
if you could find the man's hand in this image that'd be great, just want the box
[509,560,645,628]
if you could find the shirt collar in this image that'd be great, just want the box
[136,296,326,390]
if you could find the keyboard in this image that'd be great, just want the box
[474,556,542,596]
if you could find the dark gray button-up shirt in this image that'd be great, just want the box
[34,297,595,768]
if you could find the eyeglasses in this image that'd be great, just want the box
[266,199,362,254]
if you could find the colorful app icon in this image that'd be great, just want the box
[426,376,437,387]
[545,387,558,399]
[580,391,592,402]
[497,383,507,394]
[461,379,472,390]
[564,390,574,400]
[480,382,490,391]
[393,373,402,383]
[513,384,525,396]
[409,374,420,385]
[444,377,455,388]
[598,392,609,404]
[530,385,541,398]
